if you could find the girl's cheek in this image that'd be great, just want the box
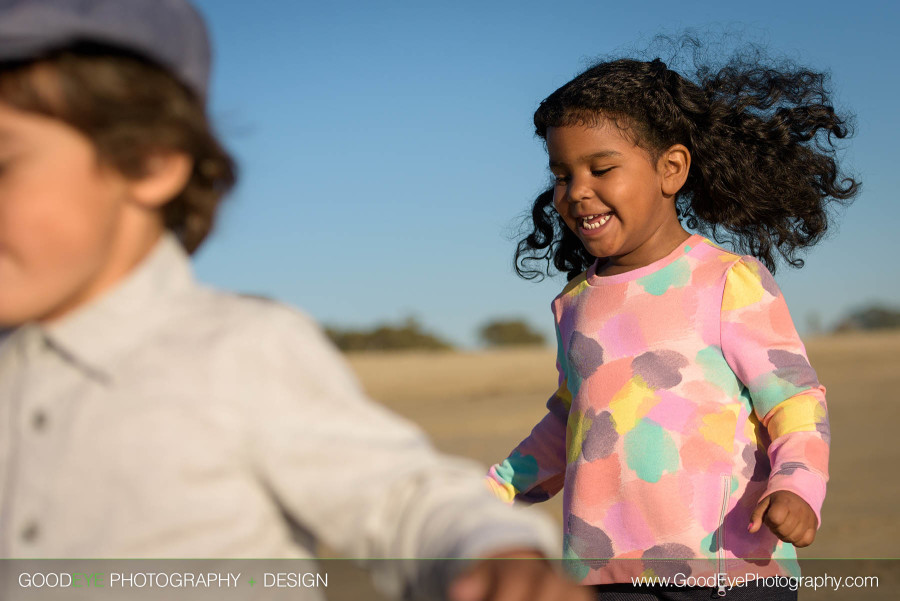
[554,206,575,231]
[552,192,566,214]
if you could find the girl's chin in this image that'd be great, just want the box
[579,235,622,259]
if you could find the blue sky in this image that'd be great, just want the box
[190,0,900,347]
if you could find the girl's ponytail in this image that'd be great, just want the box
[516,48,859,280]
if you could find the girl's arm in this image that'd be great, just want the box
[720,257,830,530]
[486,324,570,504]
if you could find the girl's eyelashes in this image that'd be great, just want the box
[550,167,614,185]
[549,169,569,184]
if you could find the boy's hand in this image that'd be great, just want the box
[748,490,817,547]
[448,548,592,601]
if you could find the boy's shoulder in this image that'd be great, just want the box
[35,233,340,389]
[142,233,329,355]
[168,285,331,361]
[169,286,364,407]
[188,286,314,331]
[100,284,352,407]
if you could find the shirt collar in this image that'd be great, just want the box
[38,233,195,381]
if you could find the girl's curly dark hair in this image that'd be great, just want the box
[516,45,860,280]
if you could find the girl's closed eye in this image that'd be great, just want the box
[551,167,613,185]
[552,172,569,185]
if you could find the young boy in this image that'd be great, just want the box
[0,2,590,600]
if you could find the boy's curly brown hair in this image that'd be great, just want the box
[0,43,236,254]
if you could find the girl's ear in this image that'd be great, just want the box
[658,144,691,197]
[127,151,194,209]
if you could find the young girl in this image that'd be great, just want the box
[487,52,858,600]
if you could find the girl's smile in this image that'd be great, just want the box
[579,212,614,231]
[546,122,690,275]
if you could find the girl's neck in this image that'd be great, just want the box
[596,224,691,277]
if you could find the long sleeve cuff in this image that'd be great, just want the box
[762,467,827,528]
[485,471,516,504]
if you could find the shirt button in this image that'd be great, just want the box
[21,522,39,543]
[32,411,48,431]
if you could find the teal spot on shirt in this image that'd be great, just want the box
[637,257,691,296]
[624,419,679,482]
[556,328,582,397]
[749,373,808,415]
[738,386,753,414]
[567,371,583,398]
[771,541,800,577]
[562,541,591,580]
[696,346,742,397]
[701,530,718,558]
[495,451,539,492]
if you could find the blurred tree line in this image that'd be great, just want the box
[478,319,546,347]
[324,317,452,352]
[832,304,900,333]
[324,317,547,352]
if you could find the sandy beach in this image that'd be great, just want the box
[321,330,900,599]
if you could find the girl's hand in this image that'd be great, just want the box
[448,548,593,601]
[748,490,818,547]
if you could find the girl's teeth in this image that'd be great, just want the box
[582,214,612,229]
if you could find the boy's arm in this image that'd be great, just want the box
[245,307,561,600]
[720,257,829,544]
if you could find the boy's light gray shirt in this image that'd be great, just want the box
[0,234,558,600]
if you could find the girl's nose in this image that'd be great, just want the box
[567,175,593,203]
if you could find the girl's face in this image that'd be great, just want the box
[547,121,689,271]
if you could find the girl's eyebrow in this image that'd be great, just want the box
[549,150,622,167]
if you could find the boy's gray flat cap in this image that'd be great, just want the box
[0,0,211,99]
